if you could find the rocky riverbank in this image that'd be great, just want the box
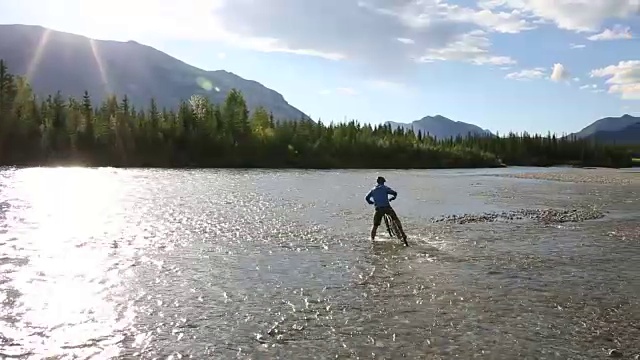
[608,221,640,242]
[431,206,606,225]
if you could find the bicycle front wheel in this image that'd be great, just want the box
[383,214,393,237]
[390,217,402,240]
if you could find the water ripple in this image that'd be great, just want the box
[0,167,638,359]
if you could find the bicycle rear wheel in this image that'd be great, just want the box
[383,214,398,238]
[387,214,409,246]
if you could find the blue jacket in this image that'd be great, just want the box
[365,184,397,208]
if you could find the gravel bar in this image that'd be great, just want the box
[494,168,639,185]
[431,206,606,225]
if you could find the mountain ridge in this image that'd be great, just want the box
[385,115,494,140]
[0,23,310,121]
[567,114,639,139]
[584,121,640,145]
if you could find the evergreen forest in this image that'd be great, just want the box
[0,60,633,169]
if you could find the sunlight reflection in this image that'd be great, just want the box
[24,29,111,96]
[26,28,51,80]
[89,38,111,95]
[1,167,134,358]
[18,167,123,239]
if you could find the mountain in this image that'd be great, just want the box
[585,121,640,145]
[568,114,639,139]
[0,24,309,121]
[386,115,493,139]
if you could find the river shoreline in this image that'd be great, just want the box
[2,161,638,171]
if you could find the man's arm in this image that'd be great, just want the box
[386,187,397,201]
[365,190,374,204]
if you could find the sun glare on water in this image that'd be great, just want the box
[1,167,136,358]
[19,167,121,230]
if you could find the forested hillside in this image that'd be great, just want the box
[0,24,309,122]
[0,60,632,168]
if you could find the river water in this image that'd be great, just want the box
[0,167,638,359]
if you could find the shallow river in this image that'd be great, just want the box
[0,167,639,359]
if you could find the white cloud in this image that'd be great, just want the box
[579,84,598,90]
[8,0,639,86]
[217,52,227,59]
[366,0,535,34]
[505,67,546,80]
[590,60,640,99]
[478,0,508,9]
[0,0,534,88]
[201,0,530,78]
[550,63,570,82]
[569,43,586,49]
[418,30,516,65]
[439,6,536,34]
[12,0,348,60]
[397,37,415,44]
[505,66,581,82]
[478,0,639,32]
[587,25,633,41]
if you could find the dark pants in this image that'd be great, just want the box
[373,206,399,226]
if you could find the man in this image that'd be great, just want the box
[365,176,407,242]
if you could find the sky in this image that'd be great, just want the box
[1,0,639,135]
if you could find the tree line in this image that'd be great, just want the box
[0,60,633,169]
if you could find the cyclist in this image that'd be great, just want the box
[365,176,407,242]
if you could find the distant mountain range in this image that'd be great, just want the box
[586,121,640,146]
[0,24,309,121]
[567,114,640,145]
[386,114,639,145]
[386,115,494,140]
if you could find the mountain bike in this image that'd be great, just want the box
[382,212,409,246]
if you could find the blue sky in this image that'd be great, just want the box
[1,0,639,135]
